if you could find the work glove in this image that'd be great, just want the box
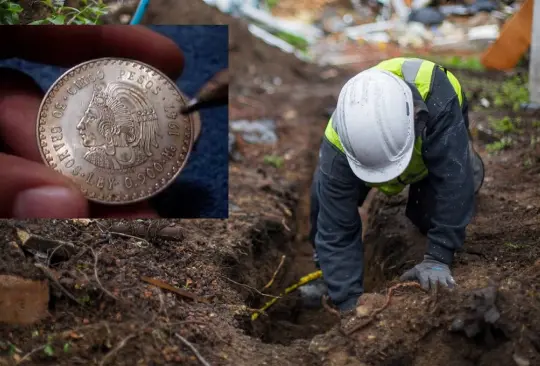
[400,255,456,290]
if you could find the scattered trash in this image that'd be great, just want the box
[201,0,524,67]
[408,8,445,26]
[230,119,278,144]
[15,227,76,262]
[248,24,310,61]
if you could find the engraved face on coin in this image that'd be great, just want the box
[36,58,200,205]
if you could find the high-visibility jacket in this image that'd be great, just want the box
[323,57,463,196]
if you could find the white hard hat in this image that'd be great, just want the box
[334,69,415,183]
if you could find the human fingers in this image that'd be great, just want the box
[399,267,417,282]
[0,153,89,218]
[0,25,184,80]
[418,271,430,290]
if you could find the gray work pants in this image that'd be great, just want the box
[308,137,484,310]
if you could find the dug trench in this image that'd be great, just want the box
[226,69,540,365]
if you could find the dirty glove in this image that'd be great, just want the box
[400,255,456,290]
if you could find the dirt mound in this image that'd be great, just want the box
[139,0,343,91]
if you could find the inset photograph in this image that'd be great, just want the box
[1,0,136,25]
[0,25,228,218]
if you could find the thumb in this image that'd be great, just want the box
[0,153,89,218]
[399,267,417,282]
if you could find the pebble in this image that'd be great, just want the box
[119,14,131,24]
[512,353,530,366]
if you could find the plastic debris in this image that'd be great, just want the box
[230,119,278,144]
[408,8,445,25]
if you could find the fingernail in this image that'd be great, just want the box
[13,186,86,218]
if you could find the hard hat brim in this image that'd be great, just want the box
[346,143,414,184]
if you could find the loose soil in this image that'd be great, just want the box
[2,1,540,366]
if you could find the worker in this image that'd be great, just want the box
[302,57,485,334]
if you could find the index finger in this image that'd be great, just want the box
[0,25,184,80]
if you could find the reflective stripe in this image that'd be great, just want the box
[325,116,344,152]
[323,57,463,196]
[446,70,463,106]
[401,59,422,85]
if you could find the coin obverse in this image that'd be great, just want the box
[36,58,200,205]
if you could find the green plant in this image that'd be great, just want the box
[43,335,55,357]
[0,0,23,24]
[275,31,309,52]
[264,155,284,168]
[504,242,525,250]
[30,0,108,25]
[489,116,518,133]
[486,137,513,153]
[493,76,529,112]
[443,56,484,71]
[266,0,279,8]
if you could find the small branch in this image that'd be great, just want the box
[88,247,118,301]
[17,345,46,364]
[261,255,286,291]
[99,334,137,366]
[175,333,212,366]
[221,276,279,299]
[108,232,150,248]
[34,263,85,306]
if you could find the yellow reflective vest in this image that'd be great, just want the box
[324,57,463,196]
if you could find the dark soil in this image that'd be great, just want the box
[2,1,540,366]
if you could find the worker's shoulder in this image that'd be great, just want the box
[425,67,461,115]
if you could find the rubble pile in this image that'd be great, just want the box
[202,0,526,68]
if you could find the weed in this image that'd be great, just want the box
[0,0,22,24]
[266,0,279,8]
[264,155,284,168]
[504,242,525,250]
[489,116,517,133]
[486,137,512,153]
[43,335,55,357]
[0,0,109,24]
[493,76,529,111]
[441,56,485,71]
[77,294,91,304]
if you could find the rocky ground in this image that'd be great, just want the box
[2,1,539,366]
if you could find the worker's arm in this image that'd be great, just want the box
[314,139,370,311]
[422,69,475,265]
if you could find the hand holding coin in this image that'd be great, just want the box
[0,25,185,218]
